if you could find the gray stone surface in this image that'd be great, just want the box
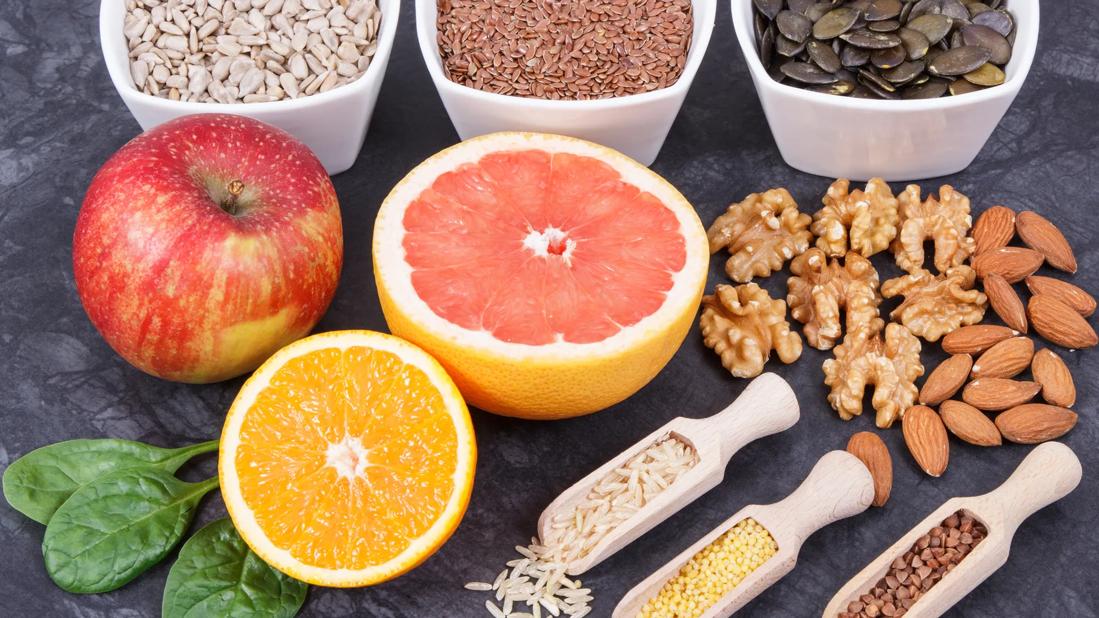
[1,1,1096,617]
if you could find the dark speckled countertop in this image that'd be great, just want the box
[1,1,1096,617]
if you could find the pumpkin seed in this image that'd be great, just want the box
[967,2,993,17]
[807,39,843,73]
[940,0,972,21]
[963,62,1005,85]
[871,44,907,68]
[841,29,903,49]
[777,35,808,57]
[805,2,833,22]
[869,19,901,32]
[753,0,784,20]
[807,79,858,95]
[898,27,931,59]
[760,23,777,67]
[972,9,1013,36]
[866,0,902,21]
[883,59,926,83]
[813,7,861,39]
[858,67,897,92]
[777,10,814,43]
[841,43,871,67]
[858,69,901,98]
[949,78,985,95]
[850,85,879,98]
[903,76,950,98]
[753,0,1015,99]
[961,23,1011,63]
[928,45,991,76]
[789,0,818,14]
[907,13,954,45]
[781,61,840,83]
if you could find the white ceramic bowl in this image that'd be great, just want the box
[99,0,399,175]
[731,0,1038,181]
[415,0,716,166]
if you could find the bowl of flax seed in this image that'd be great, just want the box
[416,0,716,166]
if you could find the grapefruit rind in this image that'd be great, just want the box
[219,330,476,587]
[373,132,709,418]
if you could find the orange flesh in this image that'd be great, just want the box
[402,149,687,345]
[235,345,457,570]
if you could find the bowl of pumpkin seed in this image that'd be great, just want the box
[731,0,1037,180]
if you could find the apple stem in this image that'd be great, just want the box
[223,179,245,215]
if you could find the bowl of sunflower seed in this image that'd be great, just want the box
[732,0,1037,180]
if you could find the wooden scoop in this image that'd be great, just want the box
[537,372,799,576]
[823,441,1082,618]
[614,450,875,618]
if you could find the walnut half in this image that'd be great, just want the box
[893,184,976,273]
[787,248,882,350]
[881,265,988,342]
[707,188,812,283]
[812,178,899,258]
[823,322,924,428]
[700,283,803,378]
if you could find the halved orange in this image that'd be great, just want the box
[219,330,476,587]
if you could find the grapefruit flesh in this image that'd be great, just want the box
[374,133,709,419]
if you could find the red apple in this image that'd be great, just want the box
[73,114,343,383]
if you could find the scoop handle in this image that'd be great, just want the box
[980,442,1081,534]
[757,450,875,546]
[706,373,800,463]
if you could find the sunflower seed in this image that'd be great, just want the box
[124,0,381,103]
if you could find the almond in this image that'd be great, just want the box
[941,324,1018,355]
[1028,295,1098,349]
[995,404,1078,444]
[846,431,892,507]
[1025,276,1096,317]
[918,353,972,405]
[982,272,1027,333]
[971,205,1015,255]
[970,247,1044,283]
[962,377,1041,411]
[939,400,1001,447]
[902,405,949,477]
[1016,211,1077,273]
[1031,348,1076,407]
[971,336,1033,379]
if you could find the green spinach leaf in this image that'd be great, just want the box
[42,468,219,593]
[162,518,308,618]
[3,438,218,524]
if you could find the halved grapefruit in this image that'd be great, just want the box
[373,133,709,419]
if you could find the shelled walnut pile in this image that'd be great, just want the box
[700,178,1094,489]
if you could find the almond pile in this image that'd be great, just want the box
[900,205,1090,477]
